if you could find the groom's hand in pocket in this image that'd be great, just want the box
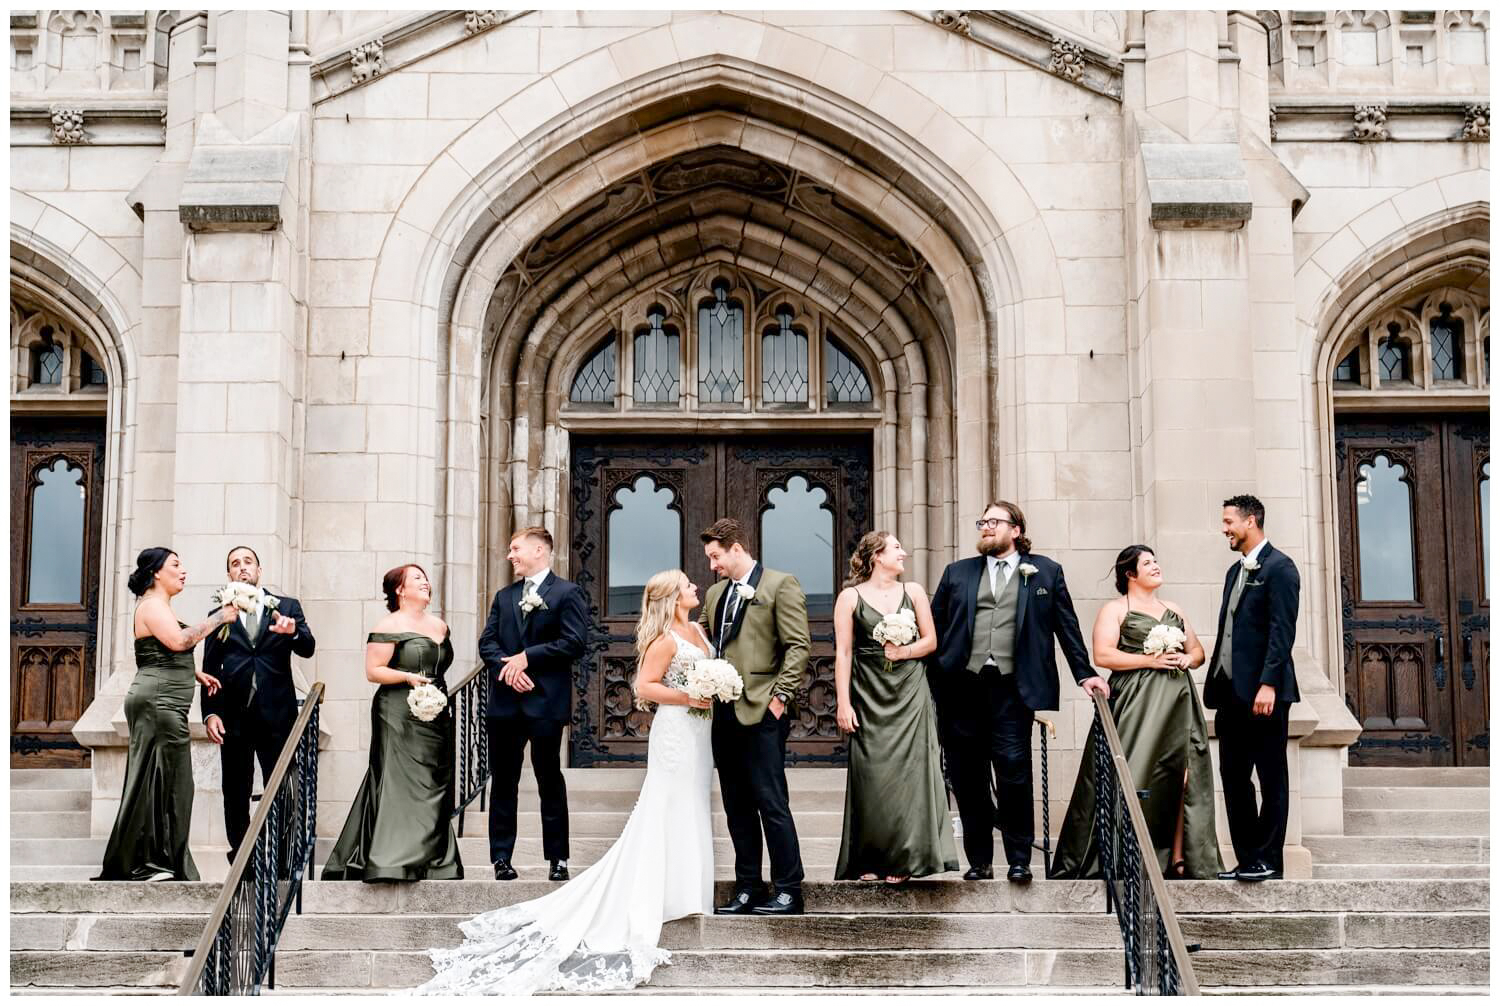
[769,695,786,720]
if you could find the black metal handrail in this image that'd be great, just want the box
[1088,691,1199,995]
[1033,715,1055,875]
[448,661,490,836]
[179,682,325,995]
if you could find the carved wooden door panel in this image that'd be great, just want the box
[568,435,871,766]
[1444,419,1489,765]
[11,418,105,767]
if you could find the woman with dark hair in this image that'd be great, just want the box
[96,548,234,881]
[323,564,463,881]
[833,532,958,885]
[1051,546,1223,880]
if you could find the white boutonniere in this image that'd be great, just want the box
[1018,563,1039,582]
[735,583,756,603]
[519,587,547,616]
[1241,558,1260,573]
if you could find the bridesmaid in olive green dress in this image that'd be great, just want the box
[834,532,959,884]
[323,563,463,882]
[97,548,233,882]
[1051,545,1223,880]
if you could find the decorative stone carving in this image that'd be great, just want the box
[1352,103,1389,142]
[348,39,385,83]
[464,10,501,34]
[1269,108,1278,140]
[1050,36,1087,82]
[1461,103,1490,141]
[932,10,971,36]
[49,106,87,145]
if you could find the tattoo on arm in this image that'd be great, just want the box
[181,616,223,648]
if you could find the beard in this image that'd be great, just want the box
[975,536,1009,557]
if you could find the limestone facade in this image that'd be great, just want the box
[9,11,1488,870]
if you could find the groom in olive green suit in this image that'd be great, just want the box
[699,518,809,916]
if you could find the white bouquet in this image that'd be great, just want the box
[211,582,278,641]
[407,682,447,722]
[683,658,744,719]
[1142,623,1188,674]
[871,608,918,647]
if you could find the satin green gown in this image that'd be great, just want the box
[322,631,463,882]
[95,628,200,881]
[836,594,960,880]
[1051,607,1224,880]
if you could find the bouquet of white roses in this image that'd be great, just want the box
[1142,623,1188,674]
[682,658,744,719]
[407,682,447,722]
[871,608,918,670]
[211,582,279,641]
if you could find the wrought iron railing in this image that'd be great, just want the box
[179,683,325,995]
[448,662,490,836]
[1033,715,1055,875]
[1088,691,1200,995]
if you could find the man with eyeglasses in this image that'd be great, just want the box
[929,502,1107,882]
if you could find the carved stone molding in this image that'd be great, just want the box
[348,39,385,83]
[464,10,502,35]
[1049,36,1086,81]
[932,10,971,36]
[48,106,87,145]
[913,10,1122,101]
[1268,108,1278,140]
[1461,103,1490,142]
[1352,104,1389,142]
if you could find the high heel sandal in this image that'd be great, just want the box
[1168,859,1188,879]
[884,875,909,887]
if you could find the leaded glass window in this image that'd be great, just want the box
[698,281,744,404]
[1355,454,1417,602]
[27,458,86,604]
[825,335,873,405]
[31,335,62,386]
[607,475,681,616]
[570,334,617,405]
[632,307,680,405]
[1429,302,1463,381]
[761,305,809,404]
[761,475,835,617]
[1485,336,1491,383]
[80,350,106,387]
[1378,324,1410,382]
[1334,347,1360,384]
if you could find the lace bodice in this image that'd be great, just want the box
[638,628,715,709]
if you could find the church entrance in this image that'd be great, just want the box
[567,434,872,766]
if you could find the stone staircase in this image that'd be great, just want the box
[1306,767,1489,880]
[10,766,1492,995]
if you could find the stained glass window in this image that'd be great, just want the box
[31,336,62,386]
[1378,324,1410,383]
[570,334,617,405]
[27,458,86,604]
[698,281,744,404]
[761,305,809,404]
[1334,347,1360,384]
[1355,454,1417,602]
[632,307,680,405]
[825,335,873,405]
[1429,302,1463,381]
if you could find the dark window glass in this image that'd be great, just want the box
[698,281,744,404]
[27,458,86,604]
[825,335,873,405]
[632,307,680,405]
[761,475,835,618]
[1429,302,1463,381]
[570,334,617,405]
[1378,323,1410,382]
[607,475,680,616]
[1355,454,1417,602]
[1334,347,1360,383]
[1485,336,1490,383]
[1481,460,1490,600]
[761,305,808,404]
[31,336,63,386]
[80,350,106,386]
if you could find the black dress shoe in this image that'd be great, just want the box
[549,860,569,882]
[750,891,804,915]
[1007,864,1032,883]
[1236,862,1278,882]
[1216,866,1241,881]
[493,860,518,881]
[963,865,994,881]
[714,888,765,915]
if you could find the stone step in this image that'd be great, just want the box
[460,809,848,839]
[515,767,850,791]
[310,835,853,871]
[1343,767,1489,787]
[1344,809,1489,837]
[1343,786,1492,811]
[8,788,90,813]
[10,952,186,989]
[481,790,856,814]
[8,769,91,790]
[1302,835,1489,865]
[252,984,1486,997]
[9,812,91,839]
[1310,863,1491,881]
[9,861,231,885]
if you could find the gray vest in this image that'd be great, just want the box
[967,561,1021,674]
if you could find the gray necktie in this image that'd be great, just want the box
[722,586,741,643]
[1216,564,1248,677]
[244,607,261,642]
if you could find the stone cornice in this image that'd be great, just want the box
[912,10,1123,102]
[1271,98,1490,143]
[310,9,530,104]
[10,101,166,147]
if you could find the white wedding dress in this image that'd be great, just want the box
[414,628,715,995]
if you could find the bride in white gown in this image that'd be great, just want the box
[415,569,716,995]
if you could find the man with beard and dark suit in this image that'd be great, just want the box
[478,526,588,882]
[1204,494,1301,882]
[201,546,316,861]
[929,501,1108,882]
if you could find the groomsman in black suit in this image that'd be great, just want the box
[479,526,588,882]
[1204,494,1301,882]
[202,546,316,861]
[930,502,1108,882]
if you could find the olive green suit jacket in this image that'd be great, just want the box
[699,565,810,727]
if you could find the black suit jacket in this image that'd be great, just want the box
[1203,543,1301,708]
[201,593,315,734]
[928,552,1094,712]
[478,571,588,723]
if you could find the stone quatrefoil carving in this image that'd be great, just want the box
[1352,103,1389,142]
[1462,103,1490,142]
[349,39,385,83]
[1050,37,1087,82]
[49,106,87,145]
[464,11,501,35]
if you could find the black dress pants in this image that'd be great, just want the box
[711,703,804,894]
[220,715,293,859]
[487,716,569,864]
[943,668,1035,868]
[1214,699,1290,872]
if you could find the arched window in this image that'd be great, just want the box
[1377,323,1411,383]
[79,350,106,387]
[31,334,63,386]
[825,335,873,405]
[632,307,680,405]
[1334,347,1360,384]
[761,305,808,405]
[1429,302,1463,381]
[698,280,744,404]
[569,333,617,405]
[27,457,87,604]
[1355,454,1417,602]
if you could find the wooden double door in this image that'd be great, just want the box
[1336,415,1489,765]
[11,417,106,767]
[568,435,872,766]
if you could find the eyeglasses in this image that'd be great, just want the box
[975,518,1016,531]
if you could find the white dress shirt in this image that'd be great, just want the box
[986,552,1019,595]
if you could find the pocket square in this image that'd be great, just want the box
[1035,587,1049,596]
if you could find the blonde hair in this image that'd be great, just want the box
[633,567,687,674]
